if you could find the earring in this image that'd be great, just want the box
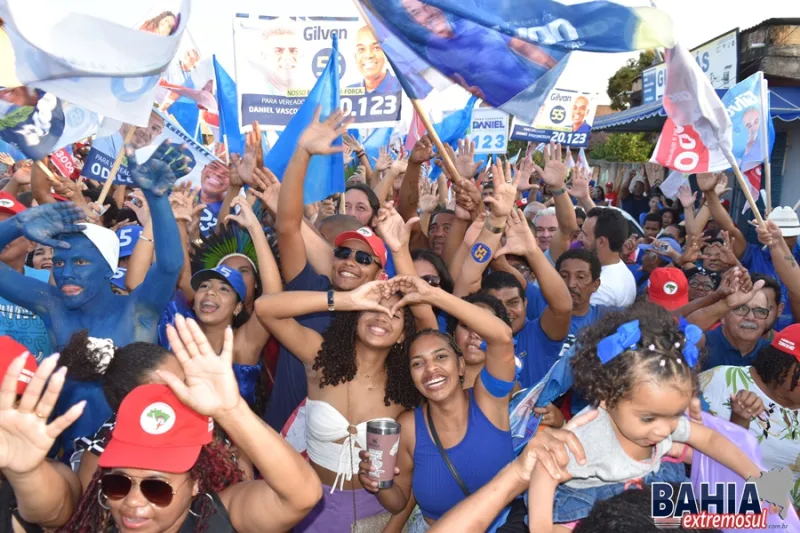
[97,489,110,510]
[459,375,465,385]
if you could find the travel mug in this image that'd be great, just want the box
[366,419,401,489]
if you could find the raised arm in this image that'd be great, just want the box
[758,221,800,318]
[0,351,86,528]
[397,136,433,221]
[161,317,322,533]
[276,109,348,282]
[696,172,747,258]
[126,141,186,312]
[535,143,576,264]
[0,202,83,313]
[686,422,761,481]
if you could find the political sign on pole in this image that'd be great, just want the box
[642,30,738,104]
[0,88,101,161]
[50,148,78,178]
[0,0,191,127]
[81,108,215,188]
[651,71,775,175]
[470,108,509,155]
[233,11,403,130]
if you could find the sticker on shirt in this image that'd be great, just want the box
[199,206,218,235]
[558,334,577,359]
[471,243,492,264]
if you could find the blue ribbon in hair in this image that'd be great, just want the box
[679,320,703,368]
[597,320,641,364]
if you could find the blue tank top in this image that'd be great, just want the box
[412,389,514,520]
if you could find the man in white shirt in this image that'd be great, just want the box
[579,207,636,307]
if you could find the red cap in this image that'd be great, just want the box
[0,336,38,395]
[334,227,388,267]
[0,192,25,216]
[648,267,689,311]
[99,384,213,473]
[771,324,800,362]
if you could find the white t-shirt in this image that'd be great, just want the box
[590,260,636,307]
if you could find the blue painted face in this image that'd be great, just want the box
[52,234,113,310]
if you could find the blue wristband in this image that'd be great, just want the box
[480,366,515,398]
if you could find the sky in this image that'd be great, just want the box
[25,0,800,110]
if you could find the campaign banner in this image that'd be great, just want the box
[469,108,509,155]
[81,108,215,187]
[651,71,775,174]
[233,13,403,130]
[510,87,596,147]
[642,30,738,104]
[50,148,77,178]
[0,88,101,160]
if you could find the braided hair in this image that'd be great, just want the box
[312,306,421,410]
[59,440,244,533]
[571,302,699,409]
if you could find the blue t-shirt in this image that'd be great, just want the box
[199,201,222,237]
[515,318,565,389]
[0,266,53,361]
[739,242,799,331]
[347,71,401,94]
[265,262,333,431]
[700,326,770,371]
[525,282,547,321]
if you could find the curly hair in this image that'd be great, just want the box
[753,344,800,392]
[59,440,243,533]
[312,307,421,410]
[571,302,698,409]
[60,330,174,411]
[446,292,510,335]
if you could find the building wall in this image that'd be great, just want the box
[778,123,800,207]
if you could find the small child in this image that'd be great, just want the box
[528,303,764,532]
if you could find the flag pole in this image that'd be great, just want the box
[349,0,463,183]
[723,149,764,226]
[97,127,136,206]
[764,161,772,214]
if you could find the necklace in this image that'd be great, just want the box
[358,369,386,392]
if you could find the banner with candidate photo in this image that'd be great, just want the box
[81,108,215,188]
[233,12,403,130]
[0,87,101,160]
[510,87,596,148]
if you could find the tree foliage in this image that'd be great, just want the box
[589,132,655,162]
[607,50,656,111]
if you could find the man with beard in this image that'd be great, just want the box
[347,26,400,94]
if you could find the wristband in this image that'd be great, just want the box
[356,150,366,159]
[139,235,153,242]
[483,219,505,234]
[327,289,335,312]
[551,187,566,196]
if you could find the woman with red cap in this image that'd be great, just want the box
[58,315,322,532]
[0,336,86,532]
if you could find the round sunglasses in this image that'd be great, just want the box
[101,473,189,507]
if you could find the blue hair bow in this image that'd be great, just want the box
[597,320,641,364]
[681,324,703,367]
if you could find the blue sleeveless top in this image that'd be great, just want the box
[412,389,514,520]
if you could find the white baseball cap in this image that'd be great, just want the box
[767,207,800,238]
[79,223,120,272]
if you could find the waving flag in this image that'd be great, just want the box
[263,36,345,205]
[652,71,776,176]
[0,0,190,126]
[213,56,245,157]
[358,0,674,122]
[404,108,428,152]
[363,127,394,165]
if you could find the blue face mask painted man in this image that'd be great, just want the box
[0,139,190,349]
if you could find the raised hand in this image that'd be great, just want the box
[498,208,537,257]
[567,166,591,200]
[248,167,281,213]
[232,121,262,186]
[341,281,392,315]
[169,184,199,224]
[677,184,696,208]
[0,353,86,475]
[343,133,363,154]
[651,239,681,263]
[621,234,644,259]
[0,153,14,167]
[298,108,350,156]
[127,140,193,196]
[410,135,434,164]
[516,153,535,192]
[15,202,85,249]
[125,189,151,226]
[160,315,241,418]
[531,142,568,190]
[385,275,436,314]
[376,202,418,254]
[484,159,518,219]
[724,271,765,309]
[455,138,482,179]
[418,179,439,214]
[756,220,783,248]
[373,146,393,174]
[225,196,260,231]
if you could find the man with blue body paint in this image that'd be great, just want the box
[0,140,187,350]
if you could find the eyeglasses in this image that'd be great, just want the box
[421,274,440,288]
[333,246,379,267]
[101,473,189,507]
[732,304,770,320]
[688,279,714,291]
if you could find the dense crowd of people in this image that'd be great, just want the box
[0,108,798,533]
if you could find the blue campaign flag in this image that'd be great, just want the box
[428,96,477,180]
[359,0,673,122]
[263,36,344,205]
[725,72,775,172]
[213,55,245,157]
[167,101,200,140]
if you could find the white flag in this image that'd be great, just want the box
[0,0,190,127]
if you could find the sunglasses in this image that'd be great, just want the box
[101,473,188,507]
[334,246,379,267]
[421,274,440,288]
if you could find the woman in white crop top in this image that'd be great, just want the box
[256,281,422,532]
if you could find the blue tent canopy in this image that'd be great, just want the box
[594,87,800,132]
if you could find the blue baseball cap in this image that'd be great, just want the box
[191,265,247,303]
[638,237,682,263]
[116,225,143,259]
[111,267,127,290]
